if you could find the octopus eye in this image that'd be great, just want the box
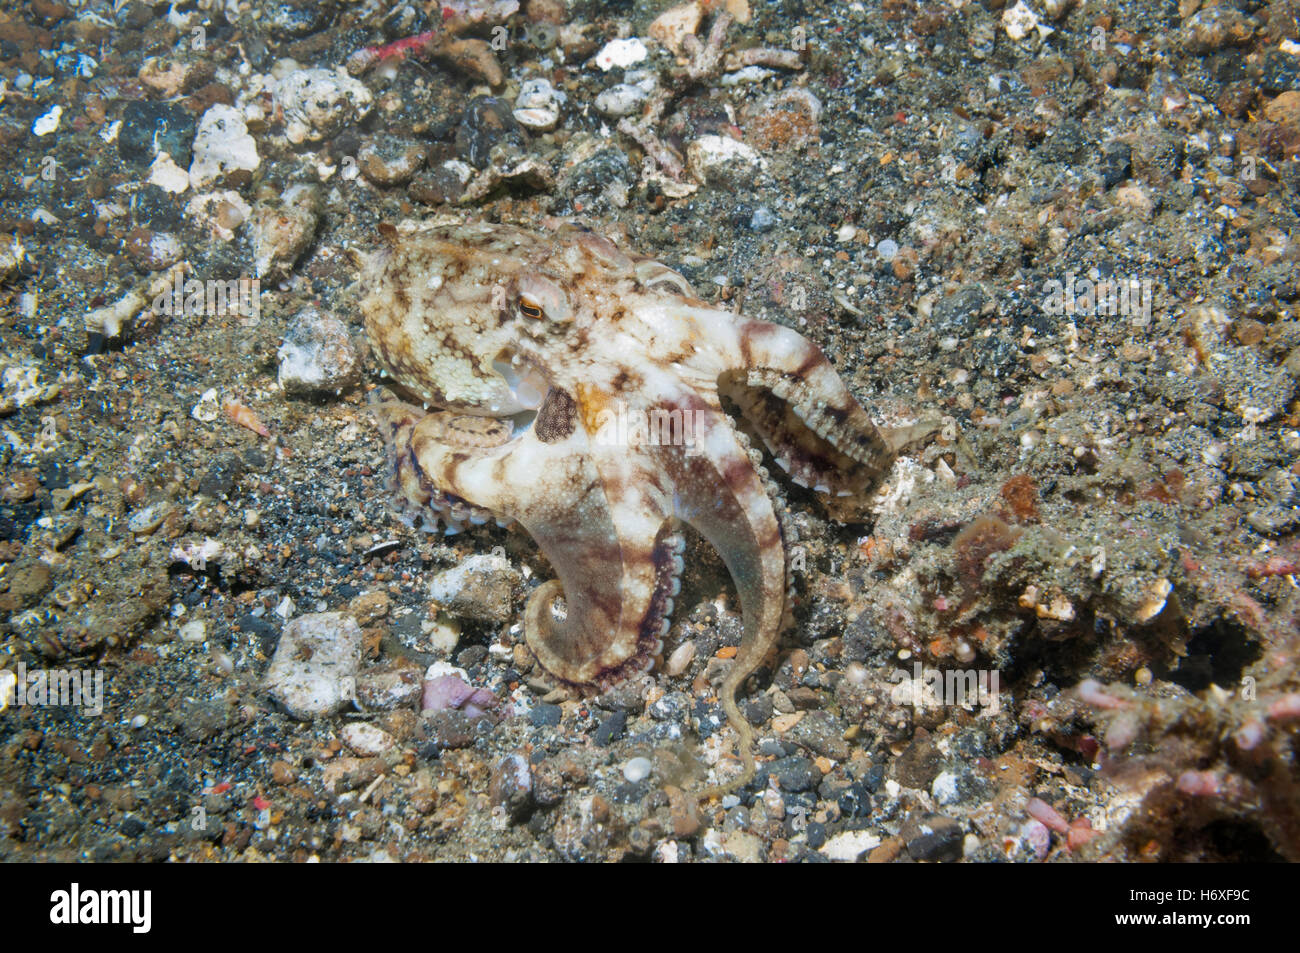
[514,275,572,323]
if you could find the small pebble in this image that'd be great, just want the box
[594,38,648,71]
[188,105,258,188]
[265,612,363,719]
[358,134,426,186]
[272,67,373,144]
[251,184,321,279]
[623,756,653,783]
[513,78,564,131]
[278,307,361,395]
[595,84,649,118]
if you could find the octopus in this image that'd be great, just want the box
[359,220,910,797]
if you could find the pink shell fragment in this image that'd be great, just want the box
[421,674,496,717]
[1026,797,1070,834]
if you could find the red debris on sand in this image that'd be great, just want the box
[1077,678,1129,710]
[1176,770,1221,796]
[1246,555,1300,577]
[362,29,438,65]
[1067,817,1099,851]
[1026,797,1070,833]
[1267,693,1300,722]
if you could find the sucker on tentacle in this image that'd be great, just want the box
[358,219,909,803]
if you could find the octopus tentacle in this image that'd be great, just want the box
[717,320,896,497]
[525,518,683,690]
[380,392,684,691]
[666,408,788,797]
[373,400,510,533]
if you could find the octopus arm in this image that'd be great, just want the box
[386,395,681,691]
[667,411,789,795]
[712,318,896,498]
[524,499,682,691]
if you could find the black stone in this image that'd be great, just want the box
[118,101,195,166]
[931,284,986,335]
[266,0,334,39]
[805,821,827,850]
[905,813,963,862]
[455,96,527,170]
[1098,142,1132,189]
[529,703,562,727]
[129,185,185,231]
[593,709,626,746]
[767,756,821,793]
[741,693,774,725]
[238,614,279,656]
[1258,51,1300,94]
[837,781,874,818]
[1040,118,1086,163]
[198,452,245,498]
[456,645,489,669]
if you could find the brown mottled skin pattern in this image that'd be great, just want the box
[359,219,899,798]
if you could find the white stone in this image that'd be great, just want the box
[251,184,320,279]
[186,191,251,242]
[819,829,882,862]
[932,770,961,805]
[340,722,395,756]
[422,612,461,656]
[427,553,518,621]
[513,78,564,131]
[84,288,147,338]
[665,641,696,676]
[179,619,207,643]
[189,104,259,188]
[1002,1,1040,41]
[594,38,648,71]
[265,612,363,720]
[0,235,22,283]
[424,660,471,682]
[685,134,764,185]
[595,83,649,118]
[277,306,360,394]
[32,105,61,136]
[272,67,373,144]
[191,387,220,423]
[148,152,190,194]
[0,364,59,410]
[623,756,653,783]
[649,2,701,55]
[720,66,773,85]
